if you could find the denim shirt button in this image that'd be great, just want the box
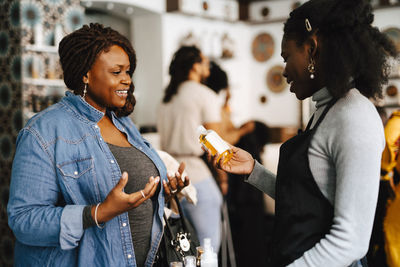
[74,171,78,175]
[122,222,127,227]
[94,125,98,129]
[127,254,132,259]
[110,160,115,164]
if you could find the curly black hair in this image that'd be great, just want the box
[284,0,398,99]
[58,23,137,117]
[205,61,228,94]
[162,46,202,103]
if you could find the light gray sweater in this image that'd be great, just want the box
[247,88,384,267]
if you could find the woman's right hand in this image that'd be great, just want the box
[212,145,255,175]
[93,172,160,223]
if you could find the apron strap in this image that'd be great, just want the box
[307,99,337,131]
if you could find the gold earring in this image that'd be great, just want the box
[308,58,315,79]
[83,83,87,98]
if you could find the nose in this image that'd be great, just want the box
[121,73,131,85]
[282,69,288,79]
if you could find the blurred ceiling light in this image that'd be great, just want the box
[126,7,134,15]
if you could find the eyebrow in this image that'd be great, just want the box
[111,64,130,68]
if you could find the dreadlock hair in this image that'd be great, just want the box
[163,46,202,103]
[205,61,228,94]
[284,0,398,100]
[58,23,137,117]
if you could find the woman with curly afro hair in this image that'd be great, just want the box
[211,0,398,266]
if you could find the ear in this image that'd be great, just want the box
[192,62,201,73]
[307,34,318,57]
[82,72,90,84]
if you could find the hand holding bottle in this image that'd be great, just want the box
[210,145,255,176]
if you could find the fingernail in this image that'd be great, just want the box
[122,172,128,179]
[167,171,173,177]
[163,180,167,185]
[155,177,160,183]
[150,176,154,182]
[175,171,180,177]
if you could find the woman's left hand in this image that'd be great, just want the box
[163,162,190,202]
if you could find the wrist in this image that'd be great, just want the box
[91,203,111,224]
[246,159,256,175]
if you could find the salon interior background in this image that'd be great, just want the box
[0,0,399,266]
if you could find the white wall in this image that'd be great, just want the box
[131,14,163,127]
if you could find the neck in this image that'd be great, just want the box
[188,71,201,83]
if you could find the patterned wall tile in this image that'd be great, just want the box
[0,0,83,266]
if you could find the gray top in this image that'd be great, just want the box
[247,88,384,267]
[108,143,159,267]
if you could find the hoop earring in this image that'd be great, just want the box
[83,83,87,98]
[308,58,315,79]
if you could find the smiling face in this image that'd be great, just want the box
[83,45,131,112]
[281,37,320,100]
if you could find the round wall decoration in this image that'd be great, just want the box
[259,95,268,104]
[252,32,274,62]
[383,27,400,52]
[266,65,287,93]
[260,7,270,18]
[386,84,398,97]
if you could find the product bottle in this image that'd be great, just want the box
[184,256,197,267]
[200,238,218,267]
[197,125,233,165]
[196,246,203,267]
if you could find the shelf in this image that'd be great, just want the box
[23,78,65,87]
[24,44,59,54]
[373,3,400,10]
[382,103,400,108]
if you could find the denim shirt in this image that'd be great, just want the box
[8,91,167,267]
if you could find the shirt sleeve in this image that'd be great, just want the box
[245,160,276,198]
[288,108,384,267]
[7,128,85,250]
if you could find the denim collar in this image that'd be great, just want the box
[63,91,105,123]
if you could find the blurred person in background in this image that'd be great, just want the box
[204,61,255,195]
[157,46,223,251]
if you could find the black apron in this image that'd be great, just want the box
[271,100,336,266]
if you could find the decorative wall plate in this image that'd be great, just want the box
[386,84,398,97]
[252,32,274,62]
[383,27,400,52]
[266,65,287,93]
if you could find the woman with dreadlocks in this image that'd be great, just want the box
[7,23,188,267]
[210,0,398,266]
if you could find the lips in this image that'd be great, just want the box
[115,89,128,97]
[287,79,294,92]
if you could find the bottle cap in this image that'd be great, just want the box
[197,125,207,136]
